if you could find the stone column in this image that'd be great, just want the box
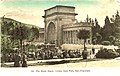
[68,31,70,44]
[62,31,64,44]
[66,31,68,44]
[74,30,76,44]
[90,28,92,44]
[72,30,74,44]
[65,31,66,44]
[71,30,73,44]
[69,31,71,44]
[63,31,65,44]
[73,30,76,44]
[76,30,78,44]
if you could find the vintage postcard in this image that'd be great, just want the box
[0,0,120,76]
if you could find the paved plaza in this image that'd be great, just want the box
[1,57,120,68]
[29,58,120,68]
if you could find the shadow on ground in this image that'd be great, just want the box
[1,58,114,67]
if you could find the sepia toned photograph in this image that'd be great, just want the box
[0,0,120,70]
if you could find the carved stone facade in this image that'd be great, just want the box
[43,5,92,47]
[62,23,92,45]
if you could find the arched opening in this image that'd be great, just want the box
[47,22,56,44]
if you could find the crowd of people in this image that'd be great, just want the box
[30,47,95,60]
[33,49,82,60]
[1,47,96,67]
[1,48,83,62]
[1,53,15,62]
[1,52,28,67]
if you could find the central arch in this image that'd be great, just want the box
[47,22,56,44]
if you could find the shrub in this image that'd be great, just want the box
[95,48,119,58]
[114,41,120,47]
[116,49,120,56]
[101,41,110,45]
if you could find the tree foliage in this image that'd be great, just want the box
[77,29,90,50]
[101,11,120,45]
[9,25,31,51]
[107,36,115,45]
[92,18,102,44]
[77,29,90,40]
[1,20,14,35]
[1,17,41,54]
[101,23,116,40]
[96,33,102,44]
[105,16,110,25]
[29,27,39,41]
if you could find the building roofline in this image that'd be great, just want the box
[42,12,78,18]
[62,22,92,29]
[45,5,75,11]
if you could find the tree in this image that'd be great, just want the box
[10,25,30,52]
[77,29,90,50]
[1,17,15,54]
[102,11,120,43]
[96,33,102,44]
[30,27,39,40]
[113,11,120,40]
[102,16,111,38]
[92,18,101,34]
[92,36,97,45]
[107,36,115,45]
[101,16,116,41]
[1,35,13,54]
[92,18,102,44]
[1,20,14,35]
[95,18,101,33]
[105,16,110,25]
[115,10,120,22]
[99,11,120,46]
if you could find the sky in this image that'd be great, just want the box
[0,0,120,28]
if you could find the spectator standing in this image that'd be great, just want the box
[92,48,95,54]
[14,53,21,67]
[22,53,27,67]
